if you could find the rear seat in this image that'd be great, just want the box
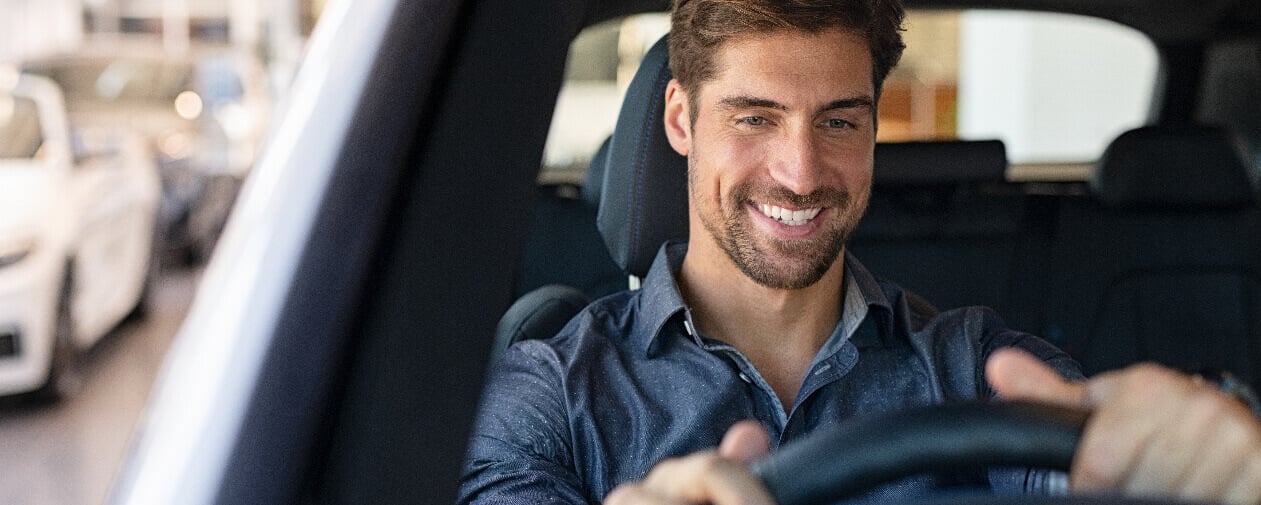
[849,140,1051,332]
[1039,125,1261,388]
[515,138,625,300]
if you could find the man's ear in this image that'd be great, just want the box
[663,79,692,156]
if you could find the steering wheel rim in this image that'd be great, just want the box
[750,402,1089,505]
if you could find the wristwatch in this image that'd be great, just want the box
[1192,368,1261,418]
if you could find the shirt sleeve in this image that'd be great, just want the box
[458,341,592,505]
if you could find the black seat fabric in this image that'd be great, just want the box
[1041,125,1261,389]
[493,285,591,357]
[848,140,1049,329]
[516,184,626,299]
[598,35,688,278]
[1092,125,1256,210]
[503,139,625,350]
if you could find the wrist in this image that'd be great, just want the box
[1191,368,1261,418]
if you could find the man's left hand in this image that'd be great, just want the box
[987,348,1261,505]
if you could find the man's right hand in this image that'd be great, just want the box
[604,421,776,505]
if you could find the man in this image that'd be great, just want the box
[460,0,1261,503]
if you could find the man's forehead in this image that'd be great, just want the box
[698,28,876,105]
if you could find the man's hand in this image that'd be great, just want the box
[987,348,1261,504]
[604,421,775,505]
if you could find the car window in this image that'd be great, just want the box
[541,10,1157,181]
[0,94,44,159]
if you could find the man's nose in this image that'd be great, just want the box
[768,126,822,196]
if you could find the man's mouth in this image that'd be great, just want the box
[756,203,822,227]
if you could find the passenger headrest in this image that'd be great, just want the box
[873,140,1007,186]
[1093,125,1255,209]
[598,35,687,278]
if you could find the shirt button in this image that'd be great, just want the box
[738,372,752,384]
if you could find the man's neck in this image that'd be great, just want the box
[678,240,846,409]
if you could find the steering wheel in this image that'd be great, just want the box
[750,402,1088,505]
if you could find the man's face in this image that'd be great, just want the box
[665,29,876,290]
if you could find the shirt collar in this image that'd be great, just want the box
[631,241,893,355]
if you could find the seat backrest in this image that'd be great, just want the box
[493,284,591,357]
[848,140,1049,327]
[1042,124,1261,389]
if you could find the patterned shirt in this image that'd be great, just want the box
[460,242,1082,504]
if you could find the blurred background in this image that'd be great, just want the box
[0,1,323,503]
[0,3,1156,503]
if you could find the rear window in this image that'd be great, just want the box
[0,94,44,159]
[542,10,1157,181]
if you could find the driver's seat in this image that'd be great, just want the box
[493,34,680,353]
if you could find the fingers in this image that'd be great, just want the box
[1068,363,1261,505]
[605,421,775,505]
[719,420,772,465]
[605,451,775,505]
[985,347,1086,407]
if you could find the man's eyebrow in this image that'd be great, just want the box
[818,97,875,113]
[716,95,875,114]
[717,96,788,111]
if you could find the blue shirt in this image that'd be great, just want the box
[460,242,1083,504]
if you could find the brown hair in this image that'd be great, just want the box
[669,0,905,103]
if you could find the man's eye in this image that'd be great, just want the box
[740,116,767,126]
[825,118,853,129]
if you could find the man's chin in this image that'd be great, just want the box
[734,251,838,290]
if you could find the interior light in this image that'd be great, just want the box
[174,91,203,120]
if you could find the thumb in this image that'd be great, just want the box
[718,420,772,465]
[986,348,1087,407]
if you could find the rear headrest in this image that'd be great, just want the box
[598,35,687,278]
[873,140,1007,185]
[1093,125,1255,209]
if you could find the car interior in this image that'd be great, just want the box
[108,0,1261,503]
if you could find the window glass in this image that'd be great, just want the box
[0,95,45,159]
[541,14,669,184]
[542,10,1157,180]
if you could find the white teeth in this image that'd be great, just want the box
[756,204,822,226]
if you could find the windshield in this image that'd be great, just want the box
[0,94,44,159]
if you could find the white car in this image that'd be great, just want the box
[22,42,272,265]
[0,70,161,399]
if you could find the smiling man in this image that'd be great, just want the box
[459,1,1261,504]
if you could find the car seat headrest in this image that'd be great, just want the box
[597,35,688,278]
[583,136,612,210]
[874,140,1007,186]
[1093,125,1255,209]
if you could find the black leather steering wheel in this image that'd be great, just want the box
[751,402,1089,505]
